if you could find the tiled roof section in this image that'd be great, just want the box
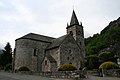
[46,55,56,63]
[47,35,68,50]
[16,33,55,43]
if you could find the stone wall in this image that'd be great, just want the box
[49,48,60,66]
[60,35,82,69]
[14,39,50,72]
[67,25,85,68]
[102,69,120,77]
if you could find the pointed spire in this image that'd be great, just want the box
[67,23,69,27]
[70,10,79,25]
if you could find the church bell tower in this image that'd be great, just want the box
[66,10,85,63]
[67,10,84,47]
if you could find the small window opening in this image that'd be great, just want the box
[70,31,73,36]
[33,49,37,56]
[79,42,82,45]
[45,60,47,65]
[69,50,71,53]
[78,31,81,35]
[67,57,69,60]
[69,62,72,64]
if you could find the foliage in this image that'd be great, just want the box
[85,17,120,56]
[4,63,12,71]
[18,66,30,71]
[0,49,3,54]
[99,61,119,69]
[58,64,77,71]
[86,55,99,69]
[0,42,12,68]
[99,52,114,62]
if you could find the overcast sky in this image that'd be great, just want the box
[0,0,120,49]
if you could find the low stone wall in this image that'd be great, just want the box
[40,71,85,79]
[17,70,87,79]
[102,69,120,77]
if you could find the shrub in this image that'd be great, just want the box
[99,61,119,69]
[99,52,114,62]
[86,55,99,69]
[18,66,30,71]
[4,63,12,71]
[58,64,77,71]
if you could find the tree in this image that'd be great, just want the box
[86,55,99,69]
[0,42,12,68]
[99,52,114,62]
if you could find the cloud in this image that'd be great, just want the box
[0,0,120,49]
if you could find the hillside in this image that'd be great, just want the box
[85,17,120,56]
[0,49,3,54]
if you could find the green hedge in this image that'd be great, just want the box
[99,61,119,69]
[58,64,77,71]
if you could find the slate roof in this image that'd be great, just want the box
[66,10,80,29]
[46,55,56,63]
[70,10,79,25]
[46,35,68,50]
[16,33,55,43]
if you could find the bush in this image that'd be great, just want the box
[4,63,12,71]
[99,61,119,69]
[86,55,99,69]
[58,64,77,71]
[18,66,30,71]
[99,52,114,62]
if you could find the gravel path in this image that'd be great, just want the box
[0,72,71,80]
[0,71,120,80]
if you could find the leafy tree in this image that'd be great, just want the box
[4,63,12,71]
[85,17,120,56]
[86,55,99,69]
[0,49,3,54]
[99,52,114,62]
[0,42,12,68]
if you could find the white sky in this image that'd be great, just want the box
[0,0,120,49]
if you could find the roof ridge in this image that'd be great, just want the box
[46,34,68,50]
[27,33,55,39]
[16,33,55,42]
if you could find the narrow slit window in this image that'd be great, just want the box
[67,57,69,60]
[45,60,47,65]
[33,49,37,56]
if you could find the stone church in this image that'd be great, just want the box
[13,10,85,72]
